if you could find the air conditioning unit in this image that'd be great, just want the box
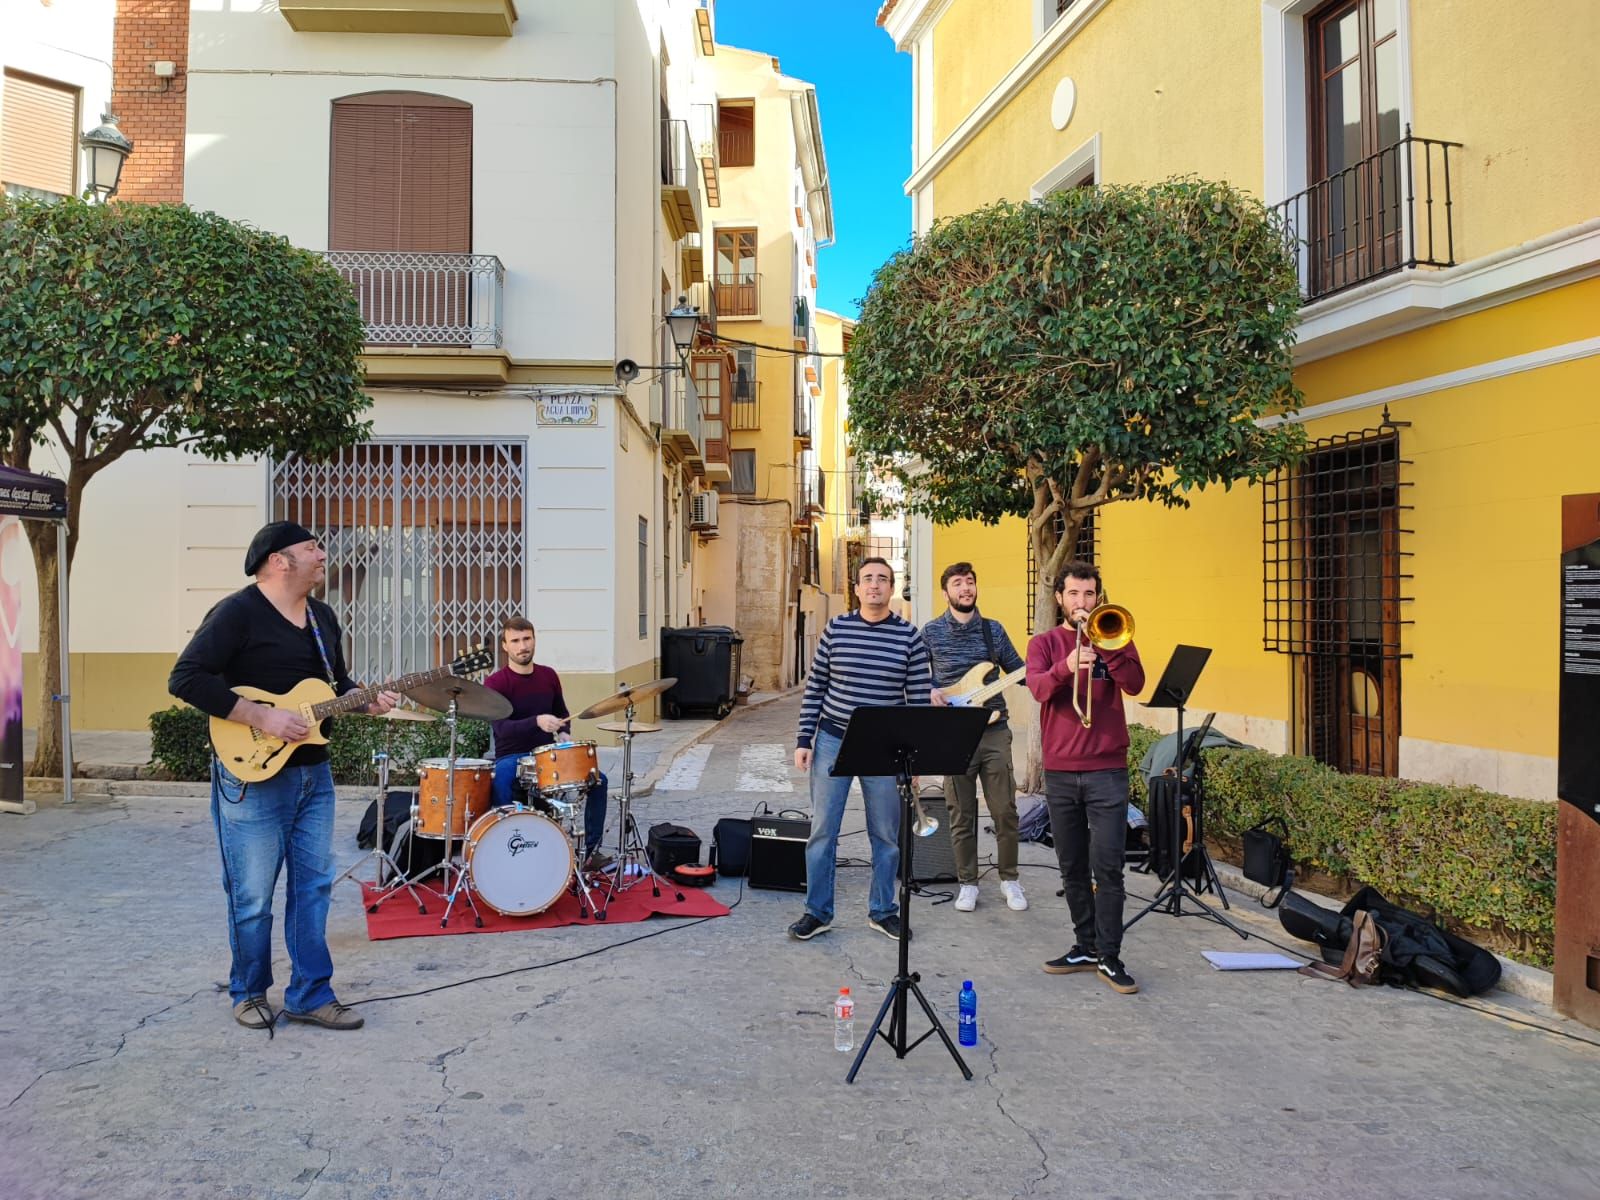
[690,490,719,532]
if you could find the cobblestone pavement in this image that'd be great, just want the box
[2,694,1597,1199]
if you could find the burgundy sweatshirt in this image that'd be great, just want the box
[1025,624,1146,772]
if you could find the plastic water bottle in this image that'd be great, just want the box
[958,980,978,1047]
[833,987,855,1052]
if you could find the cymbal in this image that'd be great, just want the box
[595,720,661,734]
[370,706,437,723]
[574,677,678,721]
[404,675,512,722]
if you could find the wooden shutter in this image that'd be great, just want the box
[329,93,471,252]
[2,71,79,196]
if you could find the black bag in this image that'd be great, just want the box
[647,823,702,876]
[711,817,752,877]
[1242,815,1294,908]
[357,790,416,849]
[1340,886,1501,997]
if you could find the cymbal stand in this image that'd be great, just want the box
[597,698,683,910]
[337,733,431,915]
[438,690,483,929]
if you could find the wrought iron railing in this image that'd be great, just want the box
[715,271,759,317]
[322,251,504,348]
[729,380,759,430]
[793,386,813,442]
[1272,128,1460,303]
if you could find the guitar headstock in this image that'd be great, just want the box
[451,643,494,678]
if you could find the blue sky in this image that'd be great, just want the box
[713,1,912,318]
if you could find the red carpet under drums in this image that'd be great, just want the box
[359,876,731,941]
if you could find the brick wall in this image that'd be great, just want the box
[111,0,189,203]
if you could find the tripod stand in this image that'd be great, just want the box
[830,705,989,1085]
[333,721,429,915]
[1122,646,1247,940]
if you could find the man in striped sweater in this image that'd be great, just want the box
[790,557,934,942]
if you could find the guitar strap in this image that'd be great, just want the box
[978,612,997,685]
[304,603,338,687]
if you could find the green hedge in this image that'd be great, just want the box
[149,705,492,786]
[1124,724,1557,966]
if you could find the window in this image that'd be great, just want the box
[2,71,79,198]
[714,228,759,317]
[1263,415,1411,776]
[270,440,524,681]
[638,516,649,639]
[1026,509,1097,630]
[1306,0,1403,290]
[718,100,754,167]
[330,92,471,252]
[730,449,756,495]
[1030,133,1100,199]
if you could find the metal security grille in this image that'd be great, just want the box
[1263,412,1412,775]
[1026,508,1098,629]
[270,440,525,681]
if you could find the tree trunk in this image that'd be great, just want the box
[24,519,64,779]
[1019,501,1086,795]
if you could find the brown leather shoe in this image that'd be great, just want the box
[233,997,275,1029]
[584,851,616,872]
[285,1001,364,1030]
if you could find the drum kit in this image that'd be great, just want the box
[343,672,685,927]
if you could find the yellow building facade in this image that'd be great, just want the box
[880,0,1600,798]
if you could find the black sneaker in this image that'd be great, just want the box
[1097,956,1139,994]
[868,914,910,942]
[788,914,831,941]
[1043,944,1100,975]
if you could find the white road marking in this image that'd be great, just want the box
[655,742,713,791]
[736,743,794,792]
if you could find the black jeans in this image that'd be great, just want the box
[1043,768,1130,959]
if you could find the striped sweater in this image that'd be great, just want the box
[796,610,933,749]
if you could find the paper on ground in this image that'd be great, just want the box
[1202,951,1304,970]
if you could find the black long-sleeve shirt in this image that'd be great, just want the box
[168,585,358,766]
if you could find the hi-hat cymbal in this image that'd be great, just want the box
[367,706,437,723]
[595,720,661,734]
[404,675,513,722]
[574,676,678,721]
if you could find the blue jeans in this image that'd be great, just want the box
[492,754,609,854]
[210,760,338,1013]
[804,727,902,925]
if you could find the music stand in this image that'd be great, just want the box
[830,705,989,1085]
[1122,646,1248,940]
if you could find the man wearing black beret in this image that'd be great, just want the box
[170,521,401,1033]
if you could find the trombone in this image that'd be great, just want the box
[911,787,939,837]
[1070,603,1135,728]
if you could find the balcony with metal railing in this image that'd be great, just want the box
[662,373,706,477]
[715,272,760,318]
[729,380,760,431]
[691,103,721,208]
[793,385,813,448]
[1272,128,1461,304]
[660,117,702,239]
[323,251,504,349]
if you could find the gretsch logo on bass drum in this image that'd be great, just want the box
[507,832,539,856]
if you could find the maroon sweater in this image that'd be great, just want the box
[484,663,569,759]
[1025,625,1146,772]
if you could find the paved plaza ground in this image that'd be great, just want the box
[3,695,1598,1199]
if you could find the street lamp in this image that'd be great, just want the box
[80,112,133,201]
[666,295,702,362]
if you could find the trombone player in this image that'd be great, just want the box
[1025,562,1145,994]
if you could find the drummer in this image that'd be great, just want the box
[485,617,612,870]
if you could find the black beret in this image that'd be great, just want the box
[244,521,315,576]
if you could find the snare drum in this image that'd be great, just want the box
[412,757,492,839]
[463,807,573,916]
[528,740,600,795]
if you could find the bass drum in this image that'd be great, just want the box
[463,807,573,916]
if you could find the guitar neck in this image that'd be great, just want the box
[962,666,1026,706]
[310,664,455,720]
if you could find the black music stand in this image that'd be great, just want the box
[1122,646,1247,939]
[831,704,989,1085]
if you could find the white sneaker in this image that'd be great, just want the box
[1000,880,1028,911]
[954,884,979,912]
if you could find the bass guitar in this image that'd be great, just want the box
[210,645,494,782]
[941,661,1026,724]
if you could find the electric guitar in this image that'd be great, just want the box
[210,644,494,782]
[941,661,1027,724]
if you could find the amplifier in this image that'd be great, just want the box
[904,795,959,885]
[749,813,810,892]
